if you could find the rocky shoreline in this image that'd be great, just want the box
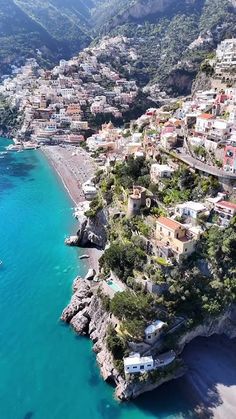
[61,276,236,401]
[61,277,187,400]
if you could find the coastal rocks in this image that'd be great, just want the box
[76,209,108,249]
[116,366,186,401]
[61,276,236,402]
[61,280,92,322]
[70,308,90,335]
[84,268,96,281]
[61,276,122,383]
[65,235,79,246]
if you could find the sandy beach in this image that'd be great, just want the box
[180,335,236,418]
[42,146,236,416]
[41,145,97,206]
[41,145,102,271]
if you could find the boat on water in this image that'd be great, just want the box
[23,143,39,150]
[6,143,39,152]
[79,254,90,260]
[0,151,8,155]
[6,144,23,151]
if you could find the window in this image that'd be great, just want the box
[140,365,144,370]
[185,248,188,252]
[148,335,151,339]
[176,233,179,238]
[168,231,171,237]
[160,227,162,232]
[133,366,137,369]
[147,364,152,367]
[127,367,129,370]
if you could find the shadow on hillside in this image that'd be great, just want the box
[132,334,236,418]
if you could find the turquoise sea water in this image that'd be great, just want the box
[0,137,197,419]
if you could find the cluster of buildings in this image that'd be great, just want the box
[126,184,236,262]
[215,38,236,83]
[0,37,139,146]
[123,320,176,375]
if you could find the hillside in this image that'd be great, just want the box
[0,0,236,95]
[104,0,236,95]
[0,0,92,76]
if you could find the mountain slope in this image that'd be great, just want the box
[0,0,236,96]
[101,0,236,94]
[0,0,92,76]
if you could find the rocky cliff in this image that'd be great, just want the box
[61,277,186,400]
[178,305,236,353]
[61,278,236,401]
[76,209,108,249]
[61,278,122,384]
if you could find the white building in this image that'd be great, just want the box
[124,353,154,374]
[195,113,214,134]
[216,39,236,69]
[210,119,232,142]
[144,320,167,344]
[214,200,236,226]
[82,181,98,200]
[150,164,174,183]
[175,201,207,219]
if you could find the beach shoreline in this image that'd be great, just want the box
[180,334,236,419]
[41,145,236,416]
[41,145,97,206]
[41,145,102,271]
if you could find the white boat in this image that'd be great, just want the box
[79,254,90,260]
[6,144,22,151]
[23,143,38,150]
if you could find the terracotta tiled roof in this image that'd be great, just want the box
[215,201,236,210]
[156,216,183,231]
[198,113,214,120]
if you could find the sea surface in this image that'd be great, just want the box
[0,137,197,419]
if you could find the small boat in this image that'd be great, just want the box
[79,254,90,260]
[6,144,22,151]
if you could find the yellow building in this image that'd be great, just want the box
[156,217,196,261]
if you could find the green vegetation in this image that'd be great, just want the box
[110,290,156,339]
[156,165,220,205]
[109,0,236,94]
[113,156,150,189]
[193,146,207,158]
[2,0,236,96]
[0,0,91,76]
[106,325,126,360]
[100,240,147,281]
[84,196,103,218]
[158,217,236,323]
[0,96,22,133]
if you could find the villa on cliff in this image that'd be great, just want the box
[144,320,167,344]
[124,351,176,375]
[155,217,197,261]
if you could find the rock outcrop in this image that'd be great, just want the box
[61,276,236,401]
[178,305,236,353]
[61,276,121,381]
[76,209,108,249]
[61,278,92,323]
